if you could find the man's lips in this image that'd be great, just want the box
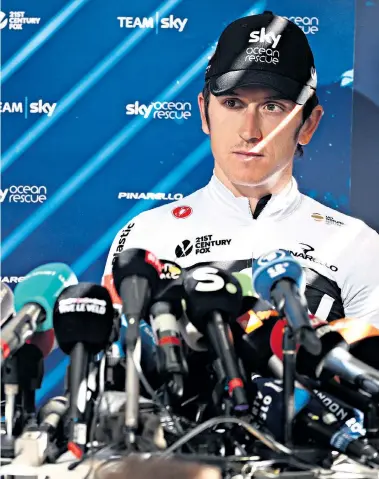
[233,150,264,157]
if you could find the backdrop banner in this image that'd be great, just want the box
[1,0,357,403]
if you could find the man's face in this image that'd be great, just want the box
[198,86,321,188]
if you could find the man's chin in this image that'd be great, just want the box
[230,174,276,188]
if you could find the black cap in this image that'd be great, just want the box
[205,11,317,105]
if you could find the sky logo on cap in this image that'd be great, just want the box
[249,28,282,48]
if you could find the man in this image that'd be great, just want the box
[103,11,379,325]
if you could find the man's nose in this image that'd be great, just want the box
[238,107,263,144]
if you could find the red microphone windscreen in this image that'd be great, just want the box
[270,316,328,360]
[269,319,288,360]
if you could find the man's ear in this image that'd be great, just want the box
[198,92,210,135]
[298,104,324,145]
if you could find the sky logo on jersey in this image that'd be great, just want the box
[0,11,41,30]
[172,206,192,219]
[125,101,191,120]
[117,13,188,33]
[0,99,57,118]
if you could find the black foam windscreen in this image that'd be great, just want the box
[350,337,379,371]
[152,259,184,318]
[17,343,44,390]
[112,248,162,295]
[183,265,242,334]
[53,283,114,355]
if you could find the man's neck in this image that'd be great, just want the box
[214,164,293,215]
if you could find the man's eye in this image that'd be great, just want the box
[223,99,243,109]
[264,103,284,112]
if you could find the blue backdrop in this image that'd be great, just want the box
[1,0,358,403]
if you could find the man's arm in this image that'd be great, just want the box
[342,225,379,326]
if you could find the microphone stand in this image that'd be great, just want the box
[282,325,297,446]
[124,315,141,450]
[2,354,19,458]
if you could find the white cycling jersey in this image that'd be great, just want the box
[103,174,379,325]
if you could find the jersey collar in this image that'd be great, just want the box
[206,173,302,221]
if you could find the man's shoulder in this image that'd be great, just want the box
[300,193,373,233]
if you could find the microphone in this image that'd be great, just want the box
[250,375,311,440]
[1,342,45,459]
[26,329,56,359]
[53,283,114,458]
[252,250,321,355]
[149,260,188,401]
[1,263,77,366]
[38,395,69,440]
[270,319,379,397]
[13,396,69,467]
[1,282,15,326]
[112,248,162,446]
[183,265,249,412]
[330,318,379,372]
[295,408,379,465]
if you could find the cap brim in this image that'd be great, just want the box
[209,70,315,105]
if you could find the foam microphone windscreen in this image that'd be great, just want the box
[183,265,242,333]
[270,316,329,361]
[53,283,114,355]
[112,248,162,295]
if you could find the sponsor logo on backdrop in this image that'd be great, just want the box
[0,185,47,204]
[172,206,192,219]
[0,11,41,30]
[283,16,319,35]
[288,243,338,272]
[246,27,281,65]
[0,99,57,118]
[311,213,344,227]
[125,101,191,120]
[175,235,232,258]
[118,192,183,200]
[0,276,25,284]
[117,13,187,32]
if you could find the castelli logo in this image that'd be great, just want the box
[172,206,192,219]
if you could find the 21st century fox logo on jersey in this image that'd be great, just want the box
[117,13,187,32]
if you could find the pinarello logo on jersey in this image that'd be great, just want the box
[172,206,192,219]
